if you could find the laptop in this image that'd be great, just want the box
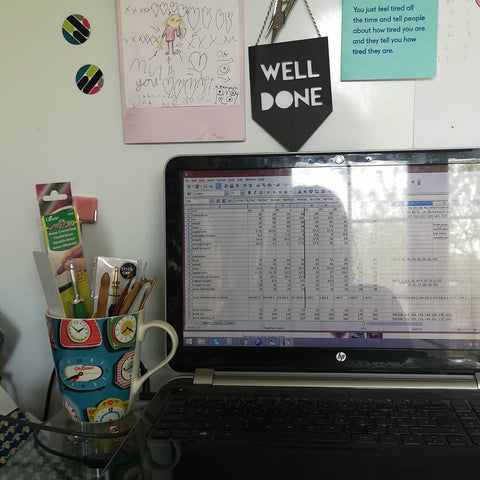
[102,150,480,480]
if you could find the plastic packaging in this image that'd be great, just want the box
[91,256,143,317]
[35,182,92,317]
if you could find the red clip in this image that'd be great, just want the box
[73,196,98,224]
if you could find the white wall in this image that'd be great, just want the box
[0,0,478,418]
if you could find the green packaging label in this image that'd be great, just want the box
[42,210,80,251]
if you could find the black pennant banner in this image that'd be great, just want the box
[249,37,333,151]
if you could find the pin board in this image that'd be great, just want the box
[113,0,480,149]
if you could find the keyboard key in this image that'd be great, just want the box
[396,418,417,427]
[192,430,214,440]
[462,419,480,428]
[458,413,478,421]
[401,435,423,446]
[441,427,463,434]
[367,426,387,434]
[447,435,469,446]
[345,425,366,434]
[216,430,238,440]
[379,434,400,445]
[417,419,438,427]
[410,426,442,435]
[352,434,376,444]
[424,435,447,446]
[388,426,409,435]
[319,424,344,433]
[437,415,462,427]
[243,431,349,444]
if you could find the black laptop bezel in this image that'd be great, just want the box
[165,150,480,375]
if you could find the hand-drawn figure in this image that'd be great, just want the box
[215,85,239,105]
[157,13,186,55]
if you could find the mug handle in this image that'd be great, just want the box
[130,320,179,398]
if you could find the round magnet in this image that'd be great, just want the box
[62,14,91,45]
[75,64,104,95]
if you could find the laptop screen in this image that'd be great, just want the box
[165,151,480,373]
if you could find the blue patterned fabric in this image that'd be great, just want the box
[0,409,32,466]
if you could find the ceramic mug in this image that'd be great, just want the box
[45,309,178,423]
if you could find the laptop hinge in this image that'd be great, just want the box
[193,369,480,390]
[193,368,215,385]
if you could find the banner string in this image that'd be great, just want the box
[256,0,276,45]
[304,0,321,37]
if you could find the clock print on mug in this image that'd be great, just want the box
[61,396,80,421]
[58,356,109,391]
[59,318,102,348]
[107,314,137,350]
[115,351,134,389]
[87,398,128,423]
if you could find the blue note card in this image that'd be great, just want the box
[341,0,439,80]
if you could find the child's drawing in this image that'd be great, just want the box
[120,0,241,109]
[157,13,186,55]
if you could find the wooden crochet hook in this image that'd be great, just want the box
[94,272,110,318]
[113,274,134,315]
[118,281,142,315]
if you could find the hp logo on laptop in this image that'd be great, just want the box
[336,352,347,362]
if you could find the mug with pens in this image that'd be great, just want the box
[34,183,178,426]
[42,256,178,425]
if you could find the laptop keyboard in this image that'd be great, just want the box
[151,391,480,447]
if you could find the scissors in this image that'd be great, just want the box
[269,0,298,43]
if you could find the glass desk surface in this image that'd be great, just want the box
[0,405,147,480]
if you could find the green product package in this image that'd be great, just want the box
[42,209,80,251]
[36,182,92,317]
